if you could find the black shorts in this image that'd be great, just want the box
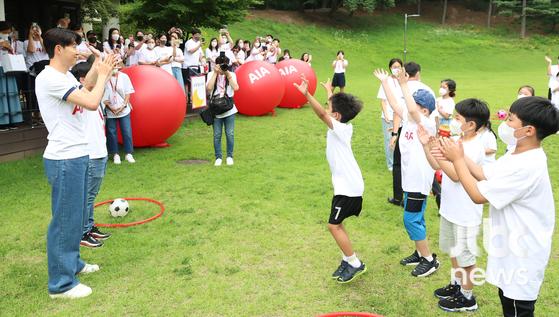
[332,73,346,87]
[329,195,363,224]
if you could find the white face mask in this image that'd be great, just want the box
[517,94,527,100]
[439,88,448,96]
[112,69,119,75]
[498,122,528,147]
[391,68,400,76]
[147,43,155,50]
[449,119,463,136]
[0,33,9,41]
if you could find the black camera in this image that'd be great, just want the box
[219,63,229,71]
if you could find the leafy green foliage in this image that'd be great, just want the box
[80,0,118,23]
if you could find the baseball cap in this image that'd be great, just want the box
[413,89,435,114]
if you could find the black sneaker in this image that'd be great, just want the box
[331,260,349,279]
[411,254,440,277]
[434,283,461,299]
[80,233,103,248]
[400,250,421,266]
[387,197,403,207]
[337,263,367,284]
[89,226,111,240]
[438,292,478,312]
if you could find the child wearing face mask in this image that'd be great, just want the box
[434,79,456,127]
[418,99,490,312]
[205,38,219,71]
[436,96,559,317]
[498,85,535,152]
[332,50,348,93]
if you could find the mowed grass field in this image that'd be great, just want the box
[1,12,559,316]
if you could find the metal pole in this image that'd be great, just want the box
[404,14,408,63]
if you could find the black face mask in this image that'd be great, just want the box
[136,35,143,41]
[88,36,97,43]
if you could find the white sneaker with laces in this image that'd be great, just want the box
[49,283,92,299]
[226,157,234,165]
[78,263,100,275]
[214,158,222,166]
[113,154,121,165]
[125,154,135,163]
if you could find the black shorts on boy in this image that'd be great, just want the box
[329,195,363,224]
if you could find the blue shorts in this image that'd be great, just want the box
[403,192,428,241]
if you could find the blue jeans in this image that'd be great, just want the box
[213,114,235,159]
[84,156,108,234]
[44,156,88,294]
[172,67,186,94]
[106,114,134,155]
[381,119,394,170]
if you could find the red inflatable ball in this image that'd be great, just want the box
[233,61,284,116]
[119,66,186,147]
[276,59,317,109]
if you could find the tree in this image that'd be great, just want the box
[123,0,261,35]
[81,0,118,24]
[442,0,448,25]
[495,0,559,36]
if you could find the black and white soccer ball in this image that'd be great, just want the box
[109,198,129,217]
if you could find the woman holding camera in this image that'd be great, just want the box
[103,28,125,59]
[206,54,239,166]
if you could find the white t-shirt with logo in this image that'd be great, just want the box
[479,128,497,164]
[183,39,202,67]
[206,71,238,119]
[35,66,88,160]
[334,60,348,73]
[376,77,405,121]
[439,136,485,227]
[399,113,436,195]
[86,105,108,159]
[326,119,364,197]
[103,72,135,119]
[138,48,158,65]
[478,148,555,301]
[23,40,48,69]
[154,45,173,74]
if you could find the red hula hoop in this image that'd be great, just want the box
[317,313,383,317]
[94,197,165,228]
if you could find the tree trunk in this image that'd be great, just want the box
[520,0,527,38]
[442,0,448,25]
[417,0,421,15]
[330,0,341,15]
[487,0,492,28]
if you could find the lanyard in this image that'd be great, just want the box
[109,73,119,104]
[217,75,226,97]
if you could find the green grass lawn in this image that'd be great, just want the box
[2,13,559,316]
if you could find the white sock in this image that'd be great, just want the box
[461,288,473,300]
[347,253,362,268]
[424,254,433,262]
[452,276,462,286]
[342,254,350,262]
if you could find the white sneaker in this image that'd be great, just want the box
[125,154,135,163]
[226,157,234,166]
[78,263,100,275]
[49,283,92,299]
[113,154,121,165]
[214,158,222,166]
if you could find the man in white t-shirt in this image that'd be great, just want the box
[545,55,558,100]
[293,74,367,284]
[438,96,558,317]
[70,61,111,249]
[35,28,116,299]
[374,68,440,278]
[24,23,49,70]
[183,28,204,103]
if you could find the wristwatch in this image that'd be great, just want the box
[391,132,398,137]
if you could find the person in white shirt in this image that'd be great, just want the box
[419,98,491,312]
[301,52,312,66]
[265,45,278,64]
[103,63,136,164]
[478,122,497,165]
[549,71,559,109]
[374,68,440,278]
[103,28,125,60]
[24,23,49,70]
[126,31,147,67]
[272,38,282,57]
[36,27,116,299]
[169,32,185,94]
[332,50,348,93]
[183,28,204,102]
[433,79,456,127]
[205,38,219,72]
[230,45,244,72]
[154,34,173,75]
[437,96,559,317]
[292,73,367,284]
[206,54,239,166]
[0,21,23,127]
[545,55,558,100]
[138,37,158,65]
[377,58,404,172]
[69,60,112,249]
[10,29,25,56]
[497,86,535,152]
[278,48,291,62]
[71,24,91,64]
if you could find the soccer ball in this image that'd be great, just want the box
[109,198,129,217]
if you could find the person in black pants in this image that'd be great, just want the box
[388,127,403,206]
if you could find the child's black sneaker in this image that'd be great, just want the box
[89,226,111,240]
[438,292,478,312]
[434,283,461,299]
[80,233,103,248]
[400,250,421,266]
[331,260,348,279]
[411,254,439,277]
[337,263,367,284]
